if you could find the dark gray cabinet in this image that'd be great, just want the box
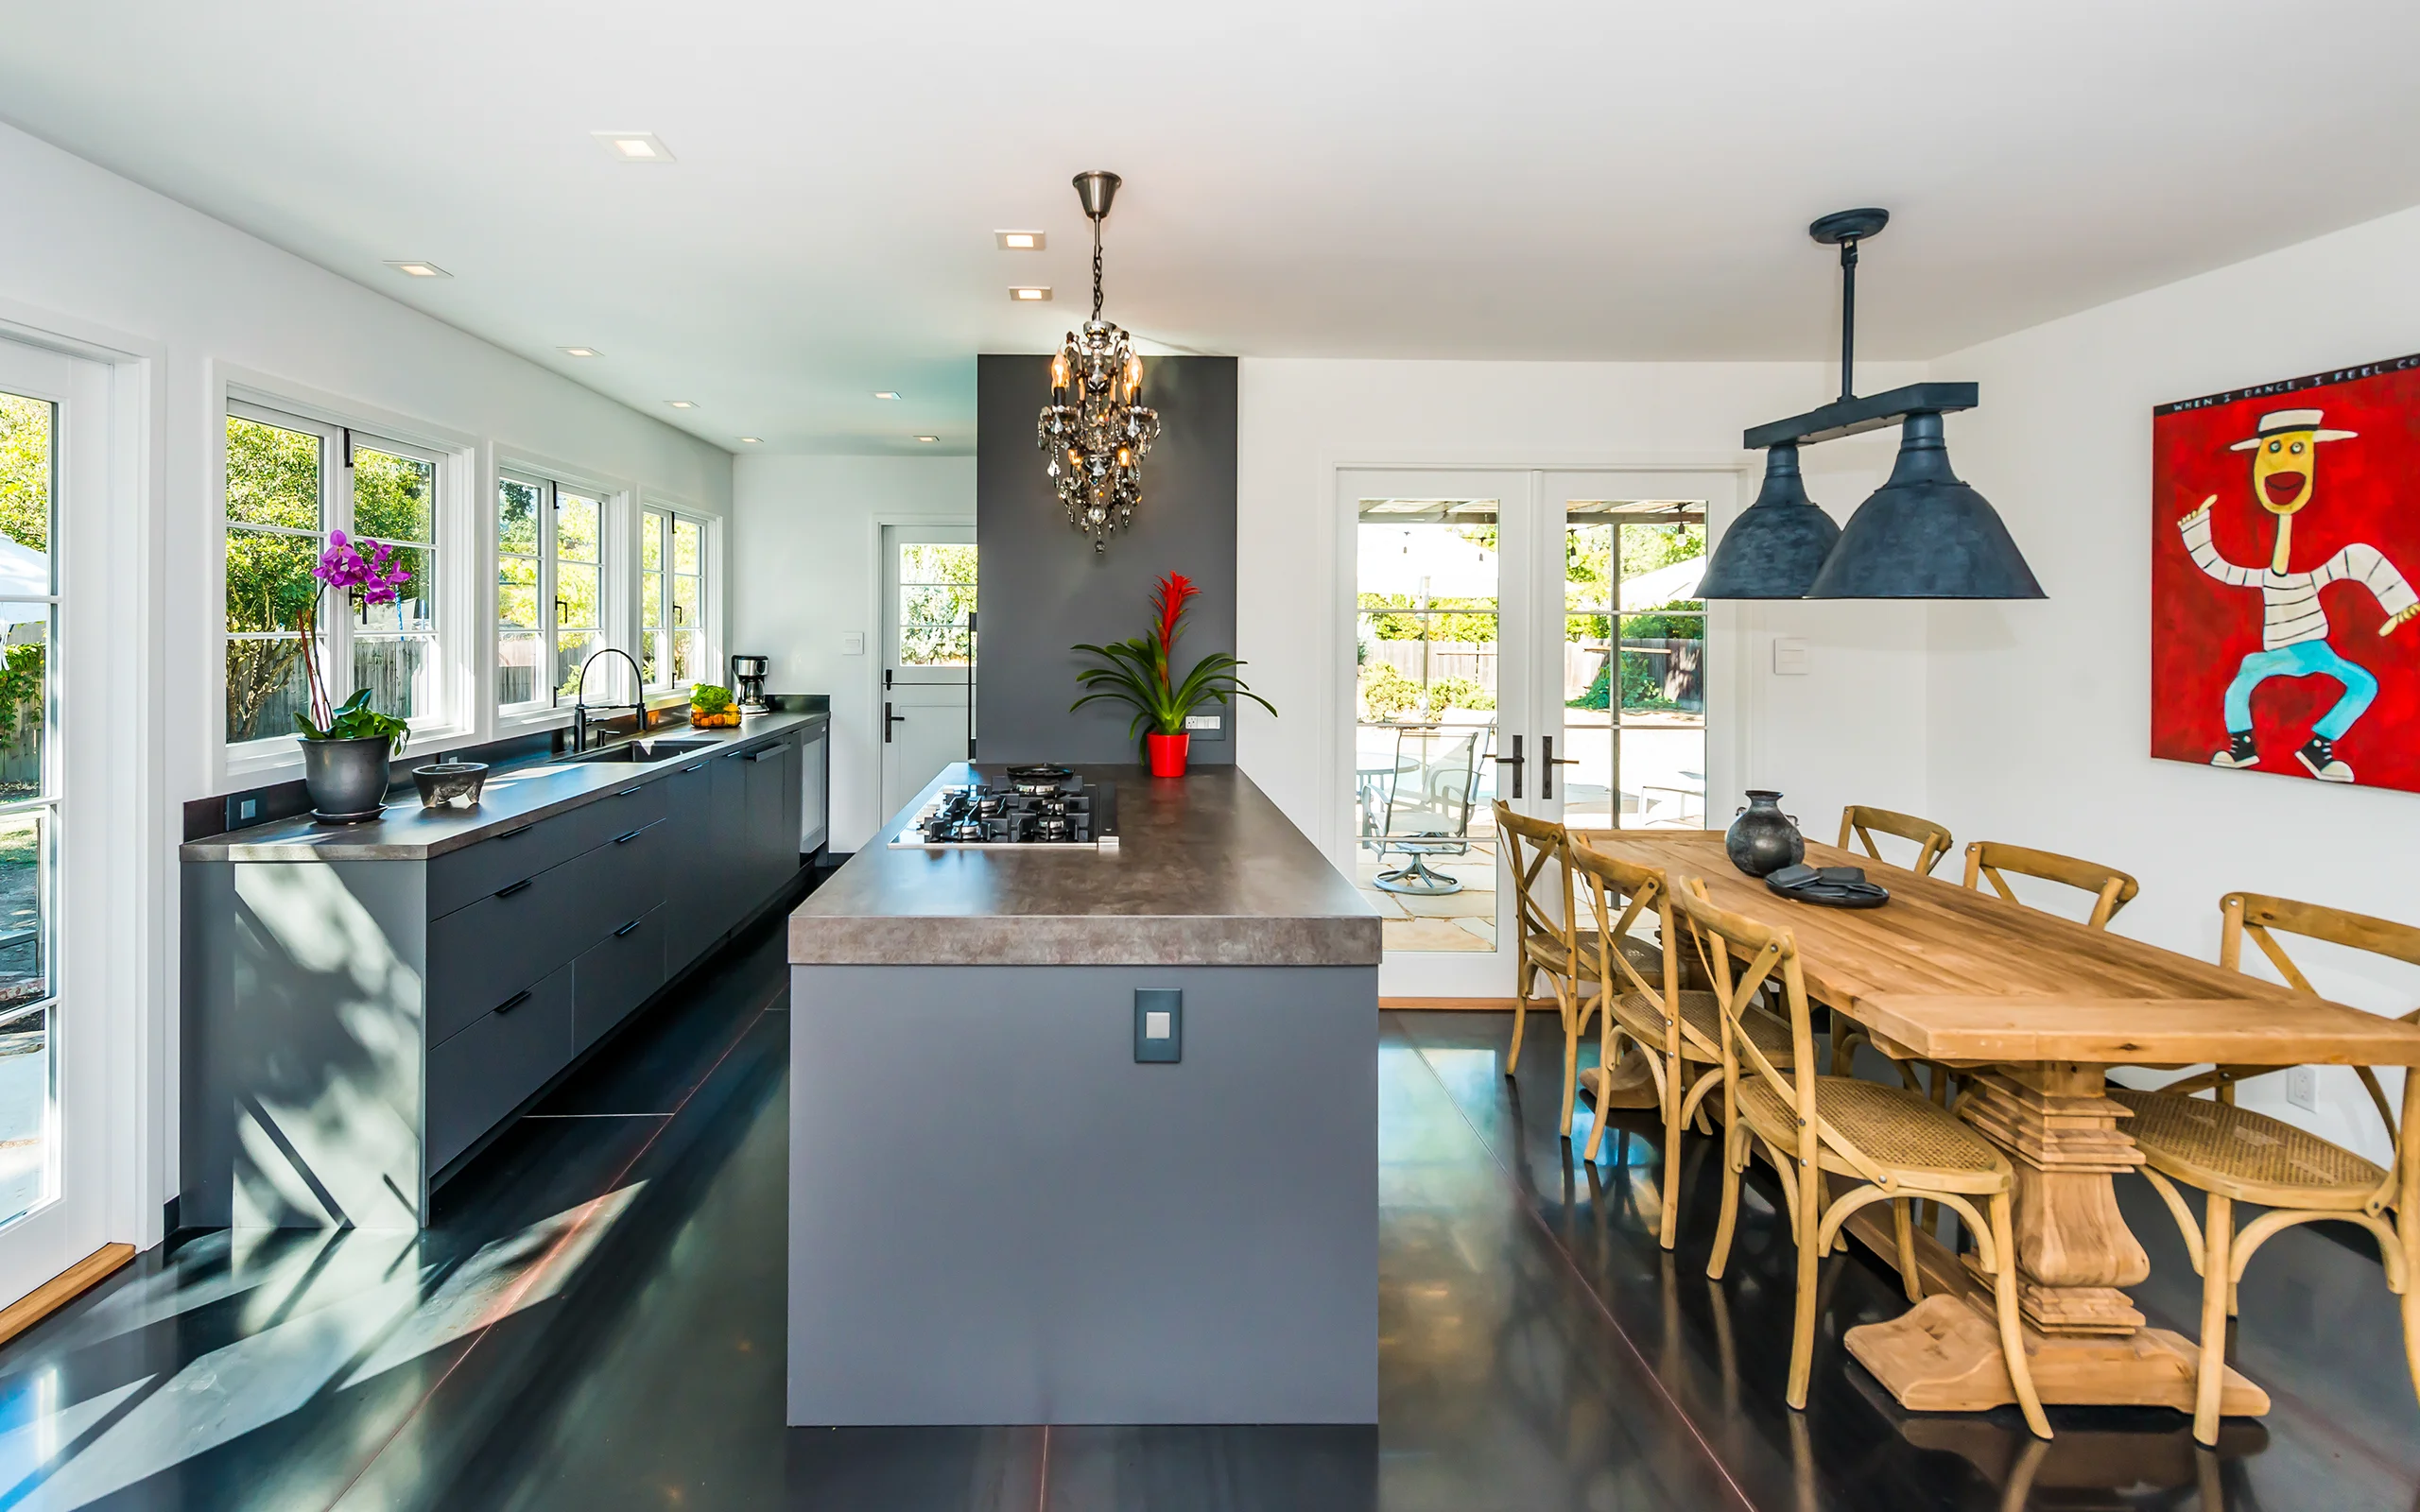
[182,722,812,1230]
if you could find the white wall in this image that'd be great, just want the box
[1926,204,2420,1161]
[1235,357,1931,866]
[729,454,976,850]
[0,119,733,1242]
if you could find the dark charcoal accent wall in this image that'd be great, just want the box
[977,353,1238,766]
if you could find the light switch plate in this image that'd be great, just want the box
[841,632,865,656]
[1772,638,1810,676]
[1134,988,1181,1063]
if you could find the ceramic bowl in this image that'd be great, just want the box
[412,762,488,809]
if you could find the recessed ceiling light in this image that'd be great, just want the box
[559,346,602,358]
[593,130,675,163]
[739,437,763,444]
[915,436,940,443]
[995,231,1046,250]
[874,390,902,400]
[385,261,451,278]
[666,400,699,409]
[1010,286,1052,301]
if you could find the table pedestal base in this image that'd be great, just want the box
[1845,1294,2269,1416]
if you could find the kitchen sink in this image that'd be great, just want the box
[568,737,717,765]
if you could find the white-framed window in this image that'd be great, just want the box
[497,472,608,713]
[222,401,443,757]
[640,506,711,692]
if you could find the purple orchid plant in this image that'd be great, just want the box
[294,530,413,747]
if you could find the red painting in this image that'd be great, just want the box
[2152,353,2420,792]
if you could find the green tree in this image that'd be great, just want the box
[0,395,50,556]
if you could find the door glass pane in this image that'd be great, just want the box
[0,610,47,804]
[896,542,977,665]
[0,393,53,594]
[1355,499,1498,953]
[1564,502,1707,844]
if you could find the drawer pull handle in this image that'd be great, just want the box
[495,989,532,1015]
[494,878,533,899]
[495,824,534,840]
[618,785,644,797]
[683,763,708,773]
[614,829,644,845]
[614,919,643,937]
[750,748,780,763]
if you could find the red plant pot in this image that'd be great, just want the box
[1145,731,1191,778]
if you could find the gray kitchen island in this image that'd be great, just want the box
[786,763,1381,1426]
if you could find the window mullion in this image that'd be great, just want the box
[325,434,355,705]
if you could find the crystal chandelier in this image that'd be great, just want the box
[1037,171,1159,553]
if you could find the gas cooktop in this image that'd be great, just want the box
[888,765,1119,850]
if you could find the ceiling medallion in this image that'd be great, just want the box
[1037,171,1160,553]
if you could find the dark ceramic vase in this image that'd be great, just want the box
[1725,789,1804,877]
[299,735,395,818]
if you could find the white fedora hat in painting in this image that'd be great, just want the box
[2228,407,2360,451]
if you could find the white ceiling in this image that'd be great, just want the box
[6,0,2420,455]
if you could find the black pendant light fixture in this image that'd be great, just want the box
[1701,208,2044,601]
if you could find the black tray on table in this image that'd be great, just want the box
[1764,862,1891,909]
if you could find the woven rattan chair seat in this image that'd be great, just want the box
[1609,991,1794,1066]
[1737,1074,2011,1192]
[2111,1088,2389,1205]
[1525,930,1659,982]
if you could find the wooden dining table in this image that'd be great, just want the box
[1572,828,2420,1418]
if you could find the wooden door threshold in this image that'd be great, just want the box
[0,1244,135,1348]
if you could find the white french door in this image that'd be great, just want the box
[1343,468,1734,1000]
[0,336,112,1304]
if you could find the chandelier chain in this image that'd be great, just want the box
[1091,218,1104,322]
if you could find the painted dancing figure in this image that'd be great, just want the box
[2178,406,2419,782]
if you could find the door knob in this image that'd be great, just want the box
[1490,735,1525,799]
[1542,734,1581,800]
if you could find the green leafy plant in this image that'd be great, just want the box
[690,683,735,713]
[301,687,409,749]
[1072,572,1276,740]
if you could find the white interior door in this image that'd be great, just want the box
[880,524,976,818]
[0,336,112,1304]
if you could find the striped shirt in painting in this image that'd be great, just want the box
[2182,511,2419,648]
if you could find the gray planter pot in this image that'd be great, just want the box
[299,735,395,817]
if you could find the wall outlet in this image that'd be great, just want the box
[1184,713,1221,732]
[841,632,865,656]
[1772,638,1810,676]
[2288,1065,2318,1112]
[1134,988,1182,1063]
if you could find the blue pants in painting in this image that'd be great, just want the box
[2222,640,2379,740]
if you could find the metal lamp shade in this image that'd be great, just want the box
[1697,443,1841,599]
[1804,413,2044,599]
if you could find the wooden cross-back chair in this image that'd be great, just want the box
[1496,804,1683,1142]
[1569,842,1794,1249]
[1678,877,2050,1437]
[2110,891,2420,1446]
[1837,804,1955,876]
[1962,840,2140,931]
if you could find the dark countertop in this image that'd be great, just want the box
[788,763,1381,968]
[181,711,826,862]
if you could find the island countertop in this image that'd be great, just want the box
[788,763,1381,967]
[181,710,826,862]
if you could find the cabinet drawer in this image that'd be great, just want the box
[426,961,572,1172]
[574,903,667,1053]
[426,856,591,1044]
[426,780,671,919]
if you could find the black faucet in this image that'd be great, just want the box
[571,646,648,753]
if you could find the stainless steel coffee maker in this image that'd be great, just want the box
[730,654,770,714]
